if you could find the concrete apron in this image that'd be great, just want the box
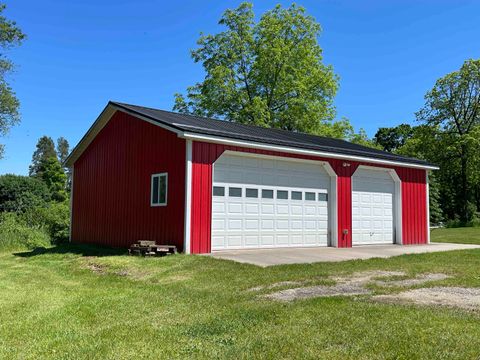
[206,243,480,267]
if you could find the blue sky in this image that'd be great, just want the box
[1,0,479,175]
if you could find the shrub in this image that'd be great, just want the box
[0,174,51,213]
[23,201,70,244]
[0,212,50,251]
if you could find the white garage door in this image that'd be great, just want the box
[352,168,395,245]
[211,153,330,250]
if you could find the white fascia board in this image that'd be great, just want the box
[182,133,439,171]
[69,166,74,242]
[184,140,193,254]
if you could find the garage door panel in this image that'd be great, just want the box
[291,220,303,230]
[245,235,259,246]
[291,205,303,215]
[276,235,289,245]
[212,203,225,214]
[352,168,395,245]
[245,203,259,214]
[276,220,289,230]
[277,204,289,214]
[261,204,274,214]
[318,206,328,216]
[228,219,242,230]
[228,203,242,214]
[212,219,225,230]
[212,154,331,250]
[304,205,316,215]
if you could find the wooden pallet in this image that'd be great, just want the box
[128,241,177,257]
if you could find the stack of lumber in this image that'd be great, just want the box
[128,240,177,257]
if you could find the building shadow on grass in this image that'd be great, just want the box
[14,243,127,258]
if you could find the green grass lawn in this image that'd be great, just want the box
[431,226,480,244]
[1,229,480,359]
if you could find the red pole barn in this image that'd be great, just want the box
[65,102,438,254]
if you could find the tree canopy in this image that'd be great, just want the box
[374,124,414,152]
[0,3,25,159]
[415,59,480,222]
[174,2,340,135]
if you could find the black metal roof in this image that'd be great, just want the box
[111,101,435,168]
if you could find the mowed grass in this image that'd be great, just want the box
[0,229,480,359]
[431,226,480,244]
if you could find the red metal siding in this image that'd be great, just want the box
[72,111,186,250]
[190,141,428,253]
[395,167,428,245]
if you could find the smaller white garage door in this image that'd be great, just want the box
[352,168,395,245]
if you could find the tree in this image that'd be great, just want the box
[0,174,50,213]
[349,128,382,149]
[56,137,69,164]
[36,157,67,202]
[29,136,56,177]
[0,3,26,159]
[416,59,480,222]
[428,172,444,225]
[174,3,339,134]
[56,137,71,190]
[374,124,414,152]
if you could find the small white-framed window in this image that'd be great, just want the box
[151,173,168,206]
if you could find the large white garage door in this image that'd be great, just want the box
[211,153,330,250]
[352,168,395,245]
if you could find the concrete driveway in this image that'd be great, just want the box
[208,242,480,267]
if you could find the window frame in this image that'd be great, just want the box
[151,173,168,207]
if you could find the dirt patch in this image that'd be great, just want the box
[253,270,405,293]
[248,281,306,292]
[262,271,403,302]
[373,287,480,311]
[114,269,130,277]
[83,262,108,275]
[333,270,406,285]
[375,273,450,287]
[261,270,453,303]
[263,283,370,301]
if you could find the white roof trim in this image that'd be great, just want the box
[182,133,439,170]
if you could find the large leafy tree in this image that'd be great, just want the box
[416,59,480,222]
[174,3,339,134]
[0,3,25,159]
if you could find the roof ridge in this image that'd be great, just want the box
[108,101,435,168]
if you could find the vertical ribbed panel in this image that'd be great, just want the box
[72,112,186,250]
[189,141,429,253]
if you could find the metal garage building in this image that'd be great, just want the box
[65,102,438,254]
